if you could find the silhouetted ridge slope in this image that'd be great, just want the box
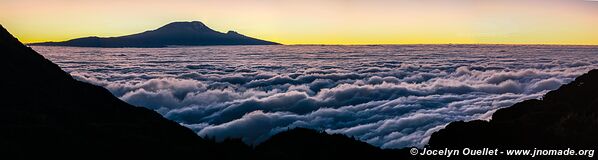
[255,128,409,160]
[0,25,218,157]
[30,21,280,47]
[428,69,598,148]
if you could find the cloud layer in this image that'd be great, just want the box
[34,45,598,148]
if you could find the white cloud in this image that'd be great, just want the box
[34,45,598,148]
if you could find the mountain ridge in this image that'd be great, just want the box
[425,69,598,159]
[0,24,219,157]
[29,21,280,48]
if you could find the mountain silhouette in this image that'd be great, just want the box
[255,128,409,160]
[0,24,224,158]
[29,21,279,47]
[427,69,598,159]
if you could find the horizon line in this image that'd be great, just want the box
[284,43,598,46]
[26,43,598,47]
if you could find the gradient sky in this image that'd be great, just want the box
[1,0,598,45]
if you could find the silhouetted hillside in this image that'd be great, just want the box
[255,128,410,160]
[428,69,598,152]
[30,21,279,47]
[0,24,222,158]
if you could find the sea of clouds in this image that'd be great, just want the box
[34,45,598,148]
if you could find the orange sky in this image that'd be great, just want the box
[1,0,598,45]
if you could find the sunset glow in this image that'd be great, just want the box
[1,0,598,45]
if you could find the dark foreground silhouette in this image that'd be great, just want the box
[29,21,279,47]
[1,24,214,157]
[429,69,598,147]
[427,70,598,159]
